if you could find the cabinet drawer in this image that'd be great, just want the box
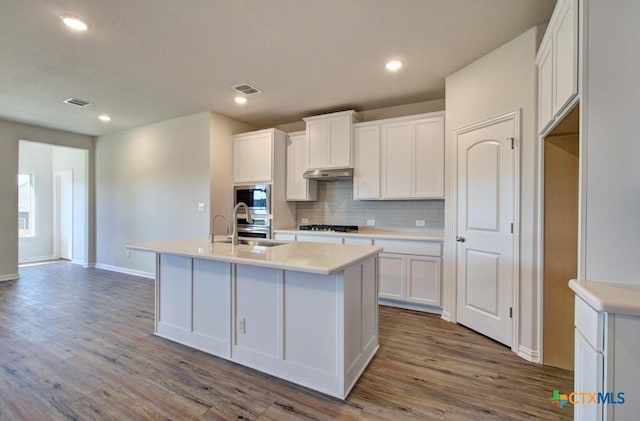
[296,234,343,244]
[574,296,604,351]
[274,233,296,241]
[344,237,374,246]
[374,239,441,256]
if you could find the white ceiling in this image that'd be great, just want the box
[0,0,556,136]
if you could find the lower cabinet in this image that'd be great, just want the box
[274,231,443,312]
[378,253,441,307]
[573,295,640,420]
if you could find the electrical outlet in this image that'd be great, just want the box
[367,219,375,226]
[301,218,309,224]
[198,202,205,212]
[415,220,426,227]
[237,317,246,334]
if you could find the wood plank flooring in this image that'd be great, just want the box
[0,262,573,420]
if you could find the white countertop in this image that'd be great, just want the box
[127,238,382,275]
[569,279,640,316]
[274,227,444,241]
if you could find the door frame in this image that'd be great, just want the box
[449,109,521,354]
[53,169,74,260]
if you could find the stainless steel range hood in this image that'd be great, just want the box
[303,168,353,180]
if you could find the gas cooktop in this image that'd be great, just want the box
[299,224,359,233]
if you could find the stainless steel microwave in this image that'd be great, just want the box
[234,184,270,215]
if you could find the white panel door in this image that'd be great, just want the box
[574,329,602,421]
[537,40,554,133]
[553,0,578,116]
[286,133,307,200]
[456,116,516,347]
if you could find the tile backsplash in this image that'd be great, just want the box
[295,180,444,230]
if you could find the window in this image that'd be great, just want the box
[18,173,35,237]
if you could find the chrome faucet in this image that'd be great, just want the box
[230,202,253,245]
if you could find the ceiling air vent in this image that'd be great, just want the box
[232,83,261,95]
[63,97,93,107]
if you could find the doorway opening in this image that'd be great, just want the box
[18,141,89,266]
[542,105,579,370]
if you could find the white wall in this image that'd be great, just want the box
[18,141,54,261]
[0,118,94,281]
[444,27,541,358]
[582,0,640,284]
[209,113,255,235]
[96,112,211,275]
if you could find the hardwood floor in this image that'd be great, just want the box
[0,263,573,420]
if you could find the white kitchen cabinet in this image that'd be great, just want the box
[353,112,444,200]
[571,282,640,421]
[382,114,444,199]
[537,0,579,133]
[304,110,360,170]
[273,232,296,241]
[378,253,405,300]
[233,128,286,184]
[296,234,343,244]
[286,131,317,201]
[377,249,441,307]
[353,125,380,199]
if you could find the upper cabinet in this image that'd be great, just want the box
[286,131,317,201]
[354,112,445,200]
[233,128,286,184]
[304,110,360,170]
[537,0,579,134]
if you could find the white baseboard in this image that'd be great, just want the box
[18,255,55,264]
[378,299,443,315]
[94,263,154,279]
[441,310,452,322]
[0,273,19,282]
[518,345,540,363]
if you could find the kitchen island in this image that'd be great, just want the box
[127,238,382,399]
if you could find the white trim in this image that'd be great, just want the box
[440,310,452,322]
[95,263,154,279]
[378,299,443,315]
[18,255,56,264]
[71,258,88,266]
[450,109,522,354]
[0,273,19,282]
[517,345,540,363]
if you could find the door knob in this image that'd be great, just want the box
[456,236,466,243]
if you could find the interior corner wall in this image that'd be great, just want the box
[96,112,211,275]
[208,113,255,236]
[18,142,54,262]
[444,26,541,356]
[0,118,95,281]
[582,0,640,284]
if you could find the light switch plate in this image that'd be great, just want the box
[415,220,426,227]
[198,202,205,212]
[367,220,375,226]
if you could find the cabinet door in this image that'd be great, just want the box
[287,134,316,200]
[250,133,273,182]
[574,329,603,421]
[329,116,352,168]
[274,233,296,241]
[537,39,554,133]
[354,125,380,199]
[381,122,413,198]
[406,255,441,306]
[414,118,444,198]
[307,120,329,169]
[553,0,578,116]
[378,253,405,300]
[233,136,253,183]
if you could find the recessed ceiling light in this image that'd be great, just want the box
[60,14,89,31]
[234,96,247,105]
[385,60,403,72]
[98,114,111,122]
